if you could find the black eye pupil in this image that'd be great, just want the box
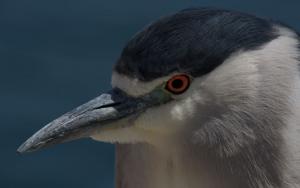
[172,79,183,89]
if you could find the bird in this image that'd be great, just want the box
[17,7,300,188]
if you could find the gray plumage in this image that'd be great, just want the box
[18,8,300,188]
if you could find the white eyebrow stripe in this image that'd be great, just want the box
[111,26,299,98]
[111,72,174,97]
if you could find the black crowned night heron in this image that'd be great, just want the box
[18,8,300,188]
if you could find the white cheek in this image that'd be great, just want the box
[133,103,177,133]
[135,83,206,132]
[171,97,197,121]
[171,105,185,121]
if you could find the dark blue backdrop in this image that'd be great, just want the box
[1,0,299,187]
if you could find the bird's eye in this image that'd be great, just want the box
[165,74,190,94]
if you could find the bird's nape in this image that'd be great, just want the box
[18,7,300,188]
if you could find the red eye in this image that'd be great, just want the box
[166,74,190,94]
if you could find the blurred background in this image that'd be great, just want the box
[1,0,299,187]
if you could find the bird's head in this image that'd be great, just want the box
[18,8,300,157]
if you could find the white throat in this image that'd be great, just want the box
[92,25,300,188]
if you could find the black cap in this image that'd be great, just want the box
[115,7,278,81]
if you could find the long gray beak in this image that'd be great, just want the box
[17,88,156,153]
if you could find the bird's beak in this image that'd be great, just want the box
[17,88,168,153]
